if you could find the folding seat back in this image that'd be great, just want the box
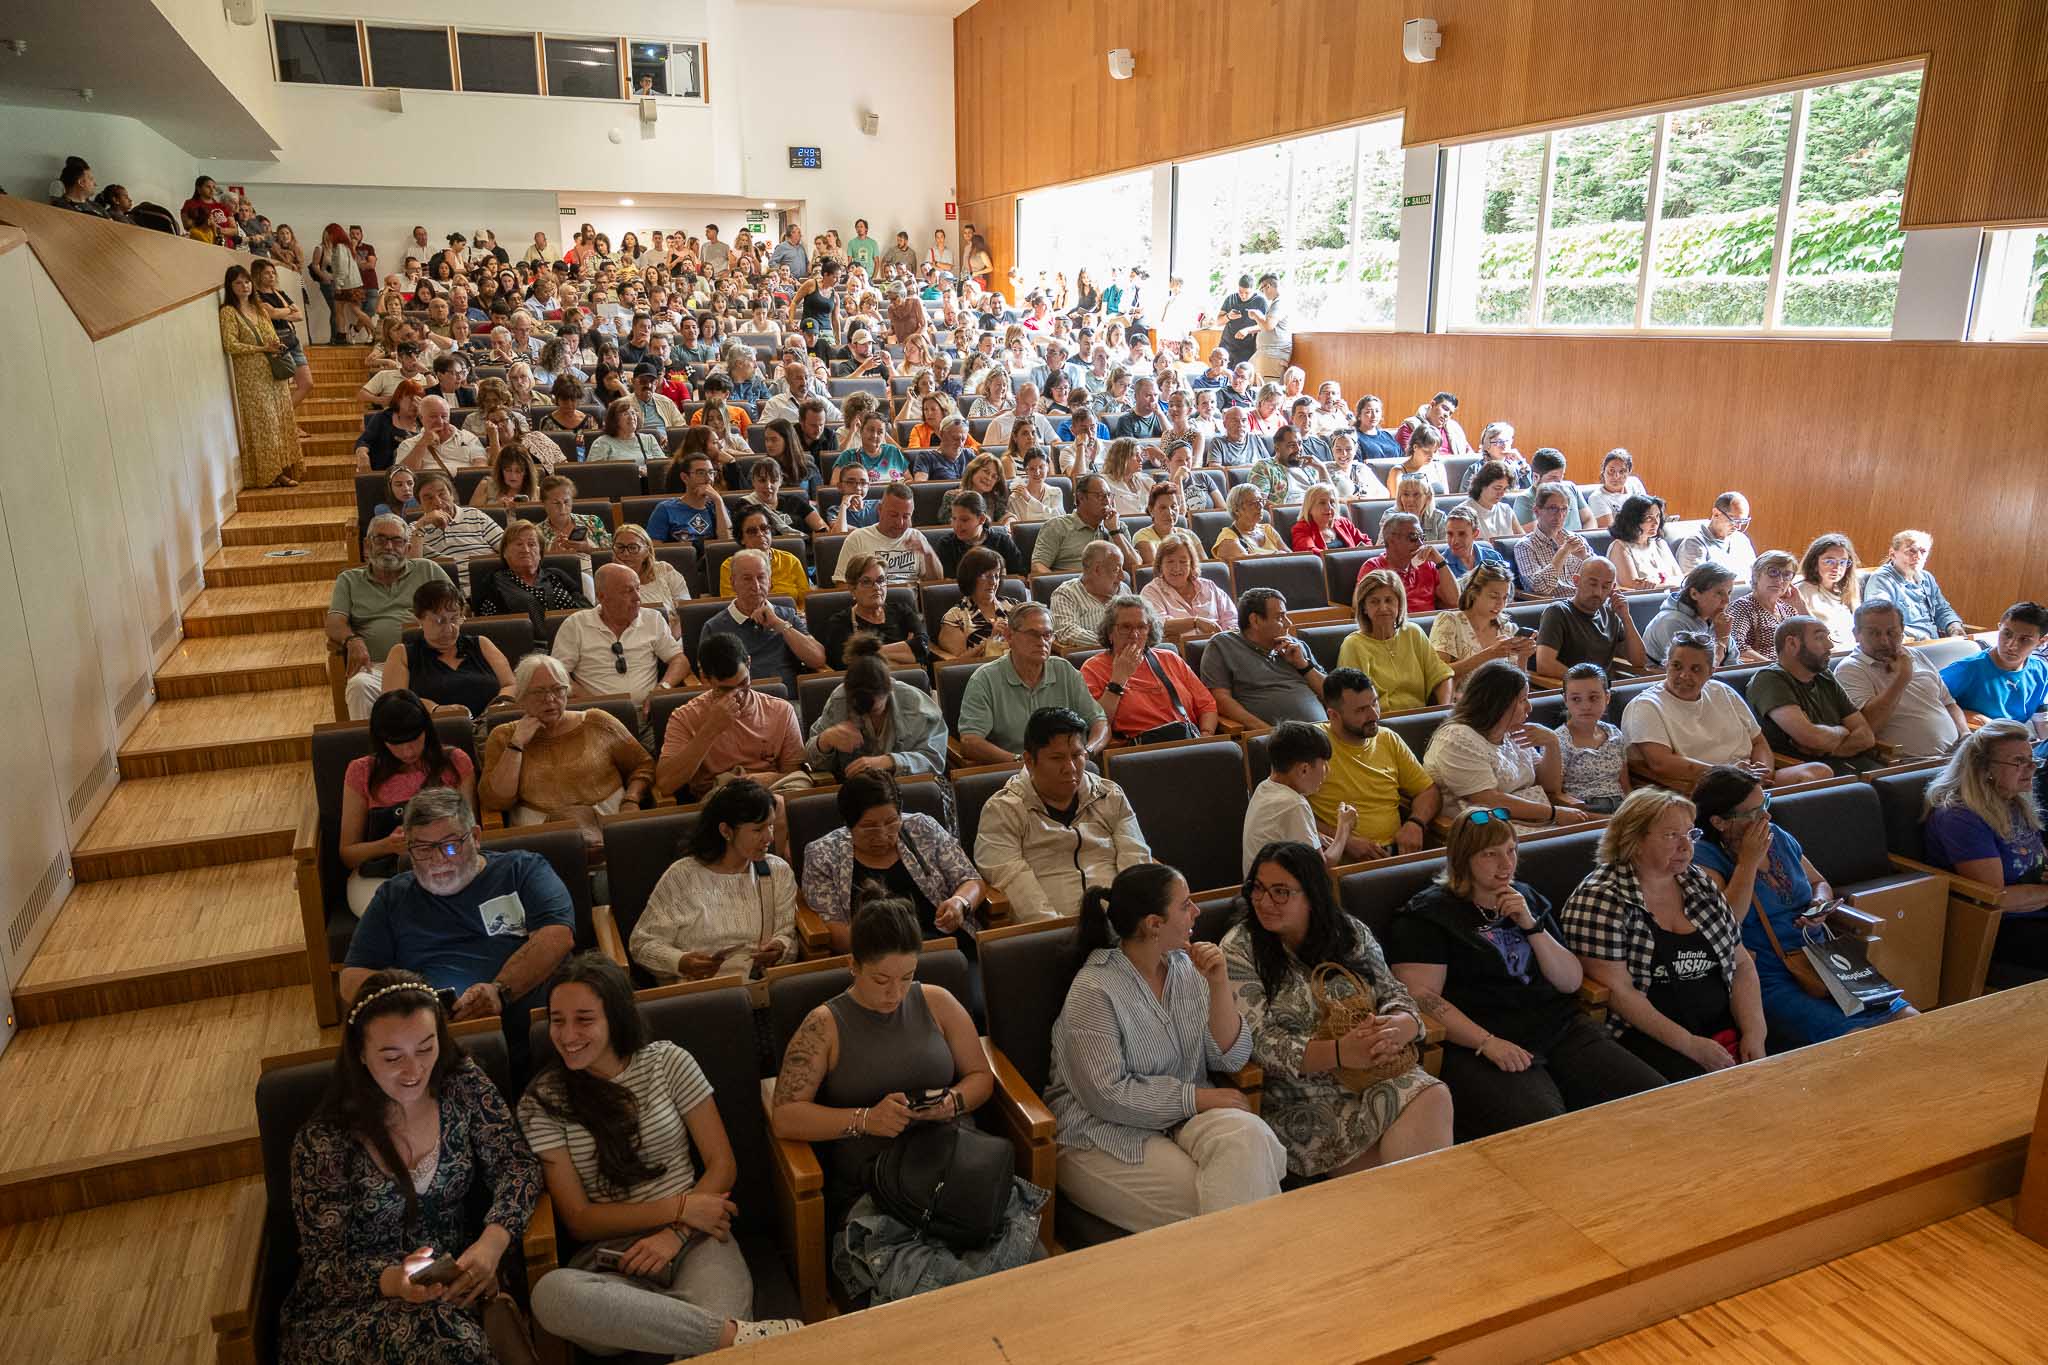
[1104,739,1250,893]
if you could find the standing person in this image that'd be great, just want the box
[1215,275,1266,368]
[253,258,314,420]
[313,222,370,342]
[1249,274,1292,380]
[219,265,304,489]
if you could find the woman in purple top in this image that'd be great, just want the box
[1922,719,2048,979]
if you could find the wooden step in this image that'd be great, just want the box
[180,583,333,638]
[233,484,353,514]
[297,415,360,435]
[0,1178,261,1361]
[0,988,328,1224]
[202,541,353,587]
[219,507,354,547]
[13,860,306,1025]
[154,632,329,699]
[71,765,303,881]
[299,433,357,456]
[118,687,329,775]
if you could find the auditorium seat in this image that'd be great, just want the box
[510,500,616,533]
[1232,554,1333,610]
[397,616,536,668]
[1030,572,1079,605]
[676,593,798,660]
[703,535,810,588]
[920,577,1029,632]
[953,764,1018,854]
[812,532,850,585]
[1870,766,2009,1004]
[463,555,590,615]
[1323,547,1376,607]
[802,586,924,639]
[794,666,932,731]
[597,807,699,986]
[1104,739,1249,893]
[781,774,951,883]
[910,481,960,525]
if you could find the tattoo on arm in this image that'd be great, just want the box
[1410,990,1450,1022]
[772,1010,830,1108]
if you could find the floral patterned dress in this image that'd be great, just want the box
[219,304,303,488]
[280,1057,541,1365]
[1220,915,1442,1178]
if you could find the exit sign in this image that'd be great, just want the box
[1403,193,1432,208]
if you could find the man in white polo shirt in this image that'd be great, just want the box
[551,563,691,703]
[1834,599,1968,760]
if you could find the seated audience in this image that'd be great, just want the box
[934,490,1024,577]
[1312,669,1439,861]
[1432,563,1536,688]
[1533,557,1646,680]
[1048,864,1286,1231]
[1512,484,1592,599]
[804,635,949,780]
[1795,532,1861,651]
[1222,841,1451,1179]
[1008,448,1065,521]
[552,564,691,702]
[1338,569,1454,711]
[1202,403,1269,470]
[1442,503,1514,585]
[1863,528,1966,640]
[701,549,826,694]
[1398,392,1472,460]
[480,655,654,829]
[1509,449,1592,532]
[1466,421,1528,488]
[279,969,540,1365]
[1200,587,1329,727]
[330,515,456,720]
[537,475,615,553]
[975,707,1151,920]
[1691,766,1918,1043]
[1362,512,1457,614]
[1243,721,1357,872]
[339,691,478,916]
[1835,599,1967,760]
[1674,491,1757,579]
[1584,449,1649,526]
[833,411,913,482]
[1081,595,1219,743]
[1394,473,1448,541]
[609,525,691,636]
[1920,720,2048,978]
[1388,811,1664,1140]
[835,482,942,586]
[1459,461,1522,539]
[408,473,506,575]
[471,520,590,626]
[1133,484,1199,567]
[1556,664,1630,814]
[373,465,420,523]
[1623,635,1832,789]
[1561,788,1766,1079]
[818,554,931,668]
[1642,563,1743,667]
[741,453,825,537]
[355,380,425,473]
[936,547,1015,660]
[1423,660,1587,833]
[956,603,1107,763]
[586,396,666,473]
[1939,601,2048,736]
[1050,541,1127,649]
[1143,535,1236,646]
[1607,494,1681,591]
[647,451,734,548]
[655,634,805,801]
[398,395,487,471]
[342,785,577,1021]
[1247,427,1329,507]
[1099,438,1154,518]
[629,779,798,983]
[1211,483,1289,563]
[1031,474,1138,575]
[717,505,810,604]
[1747,616,1885,775]
[769,897,1008,1276]
[381,580,516,718]
[1726,551,1801,662]
[1390,422,1451,496]
[800,771,985,957]
[520,955,800,1353]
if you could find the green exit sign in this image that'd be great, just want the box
[1403,193,1432,208]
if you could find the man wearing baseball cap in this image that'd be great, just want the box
[833,326,894,381]
[630,363,684,443]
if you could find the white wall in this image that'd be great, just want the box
[150,0,285,146]
[0,105,198,214]
[563,202,772,257]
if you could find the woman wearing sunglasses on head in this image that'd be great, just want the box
[1387,809,1665,1139]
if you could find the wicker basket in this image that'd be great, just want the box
[1310,960,1417,1091]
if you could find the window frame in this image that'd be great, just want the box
[540,33,627,102]
[268,16,368,89]
[1970,229,2048,343]
[452,28,543,98]
[1438,61,1924,340]
[362,22,456,93]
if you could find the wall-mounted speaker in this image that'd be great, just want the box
[224,0,261,27]
[640,97,658,124]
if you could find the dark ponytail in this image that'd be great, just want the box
[1068,863,1188,975]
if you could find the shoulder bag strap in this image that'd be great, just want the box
[1141,649,1194,726]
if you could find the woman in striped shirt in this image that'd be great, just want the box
[1043,864,1286,1234]
[519,954,799,1353]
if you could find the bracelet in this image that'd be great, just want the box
[855,1107,870,1137]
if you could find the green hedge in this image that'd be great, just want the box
[1647,279,1767,328]
[1541,281,1638,326]
[1779,275,1899,329]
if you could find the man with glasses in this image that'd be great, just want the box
[1623,633,1831,791]
[328,515,454,720]
[1675,491,1758,579]
[1030,474,1138,576]
[956,603,1107,764]
[701,548,825,694]
[1835,599,1967,760]
[1746,616,1886,776]
[655,632,805,801]
[1863,528,1968,640]
[340,785,576,1029]
[1309,668,1439,862]
[550,563,690,705]
[974,706,1151,922]
[1938,602,2048,750]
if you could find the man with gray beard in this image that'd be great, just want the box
[327,513,454,719]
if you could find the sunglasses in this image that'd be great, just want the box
[1466,808,1513,826]
[610,641,628,674]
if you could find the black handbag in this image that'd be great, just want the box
[267,350,297,380]
[355,803,406,879]
[863,1121,1014,1251]
[1125,650,1200,744]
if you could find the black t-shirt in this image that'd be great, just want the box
[818,600,929,670]
[1386,881,1581,1052]
[935,527,1024,577]
[1642,922,1732,1036]
[1111,411,1164,439]
[1218,290,1266,355]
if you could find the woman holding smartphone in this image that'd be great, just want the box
[280,969,539,1365]
[518,954,800,1353]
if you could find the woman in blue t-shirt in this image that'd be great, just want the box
[1920,720,2048,978]
[1690,766,1916,1044]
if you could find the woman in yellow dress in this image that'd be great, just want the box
[219,264,304,489]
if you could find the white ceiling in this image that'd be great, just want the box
[0,0,276,158]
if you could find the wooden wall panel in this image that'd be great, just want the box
[1288,331,2047,627]
[955,194,1016,294]
[954,0,2048,230]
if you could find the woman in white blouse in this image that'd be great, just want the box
[1422,660,1591,835]
[1142,534,1235,644]
[629,779,798,984]
[1044,864,1285,1234]
[609,524,691,638]
[966,368,1012,419]
[1430,563,1536,688]
[1460,461,1522,539]
[1007,447,1066,521]
[1607,494,1683,592]
[1100,438,1154,519]
[1795,532,1862,652]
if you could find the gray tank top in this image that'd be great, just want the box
[816,984,958,1202]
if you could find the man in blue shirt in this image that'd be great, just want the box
[768,224,809,277]
[341,787,575,1024]
[1441,504,1511,584]
[1863,529,1967,640]
[1940,603,2048,753]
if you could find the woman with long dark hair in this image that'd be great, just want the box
[279,970,540,1364]
[1220,842,1449,1180]
[628,779,798,984]
[518,954,799,1352]
[1043,864,1284,1233]
[338,690,476,915]
[219,263,303,488]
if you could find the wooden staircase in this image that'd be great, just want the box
[0,346,371,1360]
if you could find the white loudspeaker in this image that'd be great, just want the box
[224,0,260,27]
[860,111,879,136]
[1402,18,1442,63]
[383,86,403,114]
[640,97,658,124]
[1107,48,1135,80]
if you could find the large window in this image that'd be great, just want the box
[545,38,621,100]
[272,17,706,103]
[1447,68,1922,333]
[1014,171,1155,299]
[365,25,453,91]
[273,20,362,86]
[456,32,539,96]
[1175,118,1404,329]
[1972,230,2048,342]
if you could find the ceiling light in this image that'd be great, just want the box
[619,198,634,206]
[763,202,777,209]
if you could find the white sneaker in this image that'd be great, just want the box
[733,1318,803,1344]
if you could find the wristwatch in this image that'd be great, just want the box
[1104,681,1126,695]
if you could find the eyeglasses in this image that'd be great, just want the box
[1670,631,1716,649]
[1248,881,1300,906]
[1761,566,1794,580]
[407,834,472,862]
[1011,627,1052,643]
[1723,516,1753,530]
[1990,756,2037,772]
[1465,808,1514,826]
[529,684,569,701]
[369,534,409,547]
[1818,557,1852,569]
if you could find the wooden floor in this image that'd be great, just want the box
[1564,1203,2048,1363]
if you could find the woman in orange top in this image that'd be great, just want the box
[907,394,978,450]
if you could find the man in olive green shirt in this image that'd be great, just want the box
[327,514,453,719]
[955,603,1107,763]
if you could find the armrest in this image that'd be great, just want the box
[985,1045,1055,1141]
[762,1098,824,1197]
[1220,1063,1263,1093]
[523,1191,558,1276]
[591,904,628,968]
[795,903,831,956]
[1825,903,1885,937]
[981,885,1013,925]
[1576,979,1611,1009]
[1887,853,2006,904]
[206,1179,267,1335]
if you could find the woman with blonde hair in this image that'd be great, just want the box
[1338,569,1453,710]
[1430,563,1536,684]
[1288,482,1368,553]
[1920,719,2048,975]
[1100,438,1153,518]
[1725,550,1801,662]
[967,367,1012,419]
[1796,532,1862,652]
[1213,483,1288,564]
[609,524,691,636]
[1396,473,1448,541]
